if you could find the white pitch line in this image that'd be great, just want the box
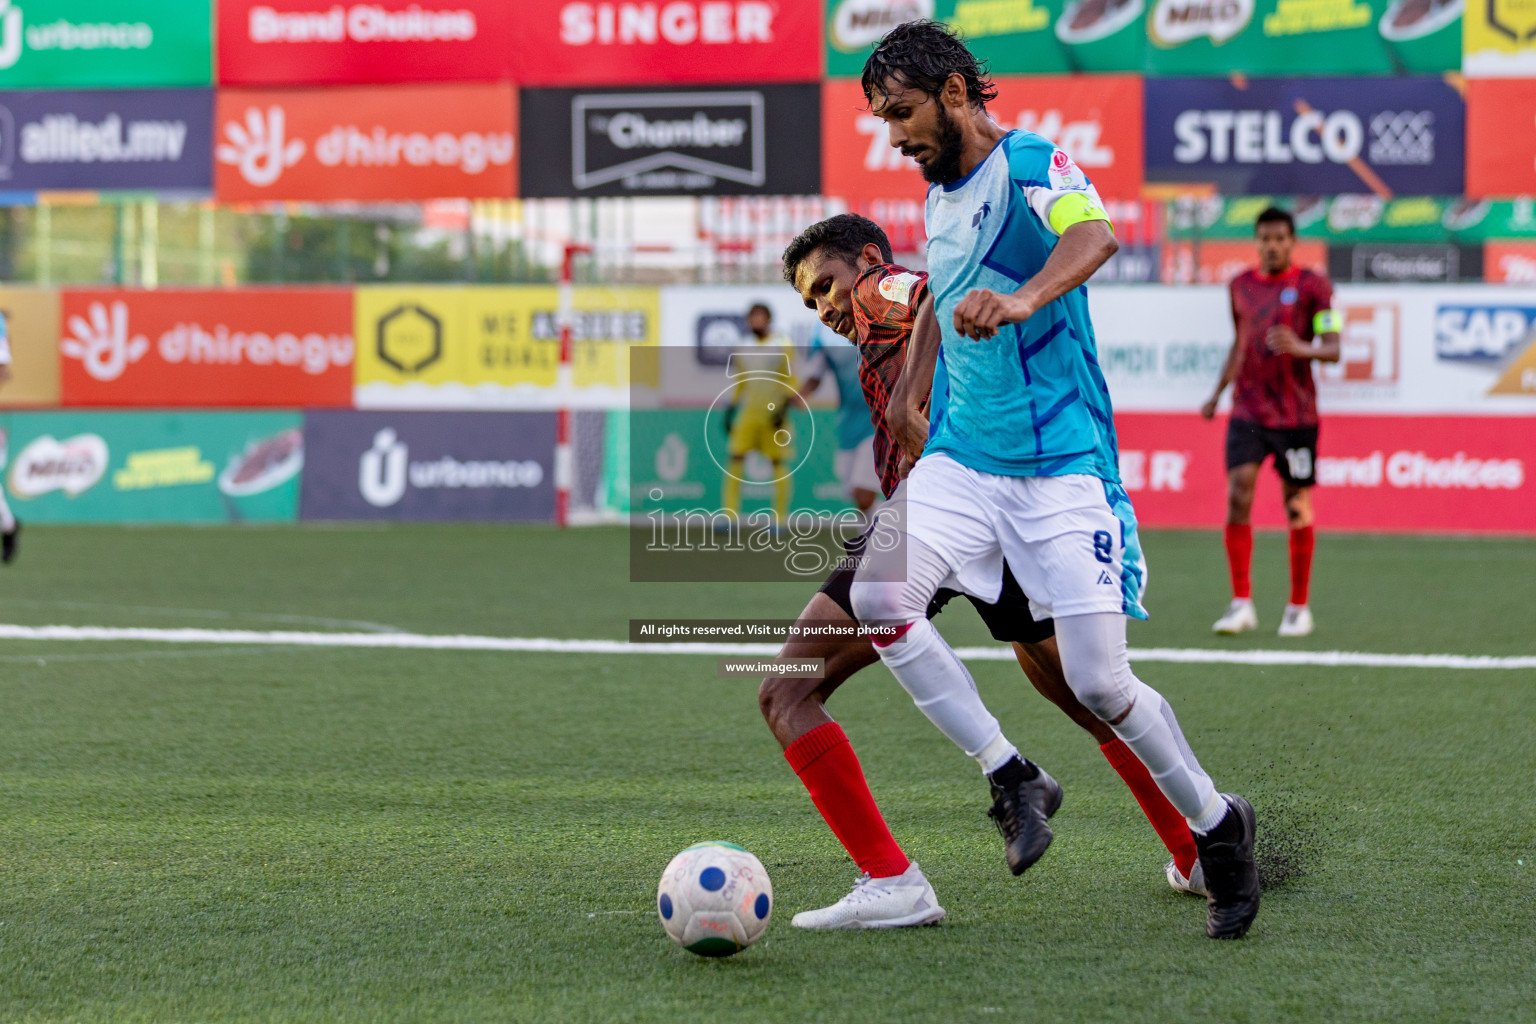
[0,624,1532,671]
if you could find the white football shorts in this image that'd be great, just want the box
[834,436,881,497]
[896,452,1148,621]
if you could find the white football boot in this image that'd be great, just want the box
[1278,603,1314,638]
[1165,858,1210,897]
[790,861,946,930]
[1212,598,1258,635]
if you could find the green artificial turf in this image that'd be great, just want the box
[0,525,1531,1023]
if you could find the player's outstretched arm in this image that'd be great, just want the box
[952,220,1117,340]
[887,294,940,462]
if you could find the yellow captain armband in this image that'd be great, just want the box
[1313,309,1342,334]
[1048,192,1113,236]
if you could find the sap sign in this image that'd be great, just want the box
[1434,306,1536,363]
[1146,77,1463,195]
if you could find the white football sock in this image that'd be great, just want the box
[1054,613,1218,821]
[1109,683,1220,822]
[851,535,1018,774]
[876,617,1017,772]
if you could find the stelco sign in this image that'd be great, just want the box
[1146,76,1464,194]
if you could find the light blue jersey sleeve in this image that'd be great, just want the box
[1005,133,1112,238]
[923,130,1121,483]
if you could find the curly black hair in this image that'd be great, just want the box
[781,214,893,285]
[861,20,996,109]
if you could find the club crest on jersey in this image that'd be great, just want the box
[1281,286,1298,304]
[972,201,992,229]
[1048,148,1087,191]
[878,271,920,306]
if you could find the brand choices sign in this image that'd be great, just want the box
[217,1,516,84]
[0,0,212,87]
[1145,77,1464,195]
[0,88,211,190]
[59,289,356,407]
[221,1,819,85]
[822,75,1143,205]
[511,0,821,85]
[1117,412,1536,534]
[520,83,818,197]
[215,84,516,201]
[300,410,555,520]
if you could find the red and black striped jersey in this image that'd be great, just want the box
[852,263,930,497]
[1230,266,1333,429]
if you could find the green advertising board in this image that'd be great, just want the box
[952,0,1146,73]
[1144,0,1460,76]
[1166,197,1536,244]
[627,408,852,519]
[825,0,1459,77]
[0,0,212,88]
[825,0,1146,76]
[1,410,301,523]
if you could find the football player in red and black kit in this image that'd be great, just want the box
[1202,206,1341,638]
[759,213,1205,929]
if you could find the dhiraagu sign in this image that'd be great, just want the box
[0,0,212,88]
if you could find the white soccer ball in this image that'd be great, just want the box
[656,841,773,956]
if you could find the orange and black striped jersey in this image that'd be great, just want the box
[852,263,929,497]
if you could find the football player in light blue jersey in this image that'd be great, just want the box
[847,20,1260,939]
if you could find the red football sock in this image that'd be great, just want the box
[1101,738,1199,877]
[1289,525,1315,605]
[1224,523,1253,600]
[785,722,909,879]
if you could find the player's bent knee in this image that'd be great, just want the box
[1054,619,1138,723]
[756,673,817,731]
[848,579,905,627]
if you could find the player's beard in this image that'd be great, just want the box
[917,103,965,185]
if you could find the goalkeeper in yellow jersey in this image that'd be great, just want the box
[722,302,797,523]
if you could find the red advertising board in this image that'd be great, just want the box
[215,85,516,201]
[508,0,822,85]
[821,75,1144,208]
[1485,243,1536,284]
[60,290,356,408]
[1466,79,1536,198]
[1117,413,1536,534]
[218,1,517,84]
[1159,240,1327,285]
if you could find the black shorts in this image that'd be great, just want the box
[816,534,1055,646]
[1226,418,1318,487]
